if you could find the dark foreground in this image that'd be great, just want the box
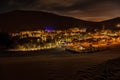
[0,47,120,80]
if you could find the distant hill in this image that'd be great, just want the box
[98,17,120,30]
[0,10,120,32]
[0,10,94,32]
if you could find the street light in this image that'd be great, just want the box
[116,24,120,28]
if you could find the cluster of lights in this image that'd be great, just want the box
[8,27,120,52]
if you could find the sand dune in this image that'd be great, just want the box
[0,47,120,80]
[72,58,120,80]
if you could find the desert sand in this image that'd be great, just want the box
[0,47,120,80]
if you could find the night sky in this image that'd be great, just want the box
[0,0,120,21]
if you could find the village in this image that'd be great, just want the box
[8,27,120,53]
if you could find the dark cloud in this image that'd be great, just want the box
[0,0,120,21]
[50,0,120,21]
[0,0,37,12]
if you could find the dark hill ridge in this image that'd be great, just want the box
[0,10,120,32]
[0,10,94,32]
[98,17,120,30]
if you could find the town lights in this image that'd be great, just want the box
[5,27,120,52]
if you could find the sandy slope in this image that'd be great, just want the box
[0,48,120,80]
